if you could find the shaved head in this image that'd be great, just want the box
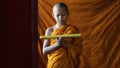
[53,3,68,14]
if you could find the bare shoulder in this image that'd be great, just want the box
[45,27,54,36]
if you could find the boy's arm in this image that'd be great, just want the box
[42,27,62,55]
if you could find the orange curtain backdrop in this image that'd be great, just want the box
[38,0,120,68]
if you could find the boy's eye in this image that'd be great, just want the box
[62,14,65,16]
[56,14,59,17]
[56,14,67,17]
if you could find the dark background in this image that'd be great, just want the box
[2,0,37,68]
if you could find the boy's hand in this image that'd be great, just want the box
[56,37,66,47]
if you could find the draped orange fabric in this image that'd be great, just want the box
[38,0,120,68]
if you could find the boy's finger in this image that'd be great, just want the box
[59,37,62,40]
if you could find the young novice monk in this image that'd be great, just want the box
[42,2,82,68]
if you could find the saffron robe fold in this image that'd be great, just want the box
[47,25,82,68]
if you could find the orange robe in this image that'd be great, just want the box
[47,25,82,68]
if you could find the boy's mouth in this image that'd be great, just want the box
[60,19,64,22]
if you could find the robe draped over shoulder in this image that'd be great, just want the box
[47,25,82,68]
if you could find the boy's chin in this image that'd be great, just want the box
[60,20,65,23]
[59,22,65,24]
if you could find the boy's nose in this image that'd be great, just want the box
[59,15,63,19]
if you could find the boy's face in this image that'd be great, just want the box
[53,7,68,24]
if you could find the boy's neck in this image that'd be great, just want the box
[54,23,67,30]
[55,23,66,28]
